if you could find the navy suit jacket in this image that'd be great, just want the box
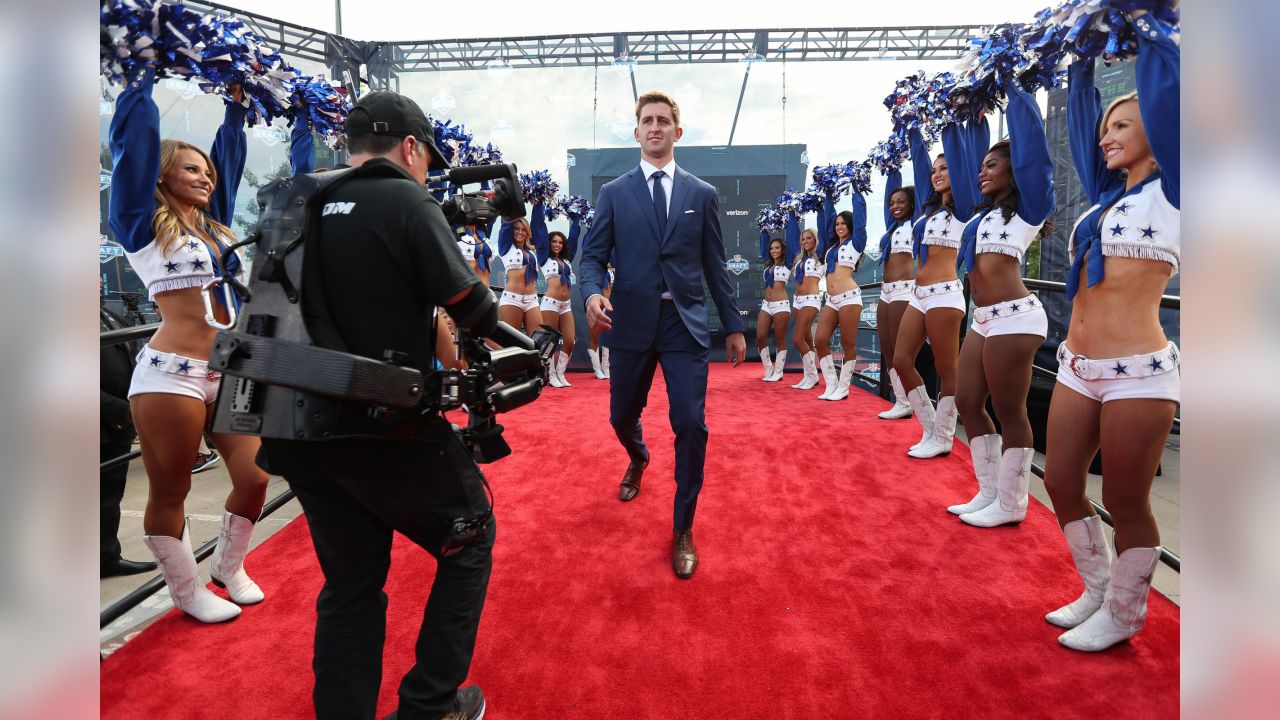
[580,165,744,352]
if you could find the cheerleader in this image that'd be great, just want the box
[892,119,988,457]
[540,220,582,387]
[814,200,868,401]
[756,236,791,381]
[874,130,932,419]
[107,70,307,622]
[497,212,543,335]
[457,224,493,288]
[789,228,823,389]
[588,257,615,379]
[1042,10,1179,652]
[950,81,1055,526]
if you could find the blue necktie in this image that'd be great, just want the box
[651,170,667,236]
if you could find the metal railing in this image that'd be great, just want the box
[99,320,297,630]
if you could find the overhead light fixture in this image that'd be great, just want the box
[742,31,769,65]
[612,34,637,77]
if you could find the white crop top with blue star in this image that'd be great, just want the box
[889,223,914,255]
[501,244,534,271]
[971,210,1044,262]
[457,237,476,262]
[541,257,575,284]
[127,233,245,300]
[767,264,790,285]
[1069,178,1179,274]
[833,241,862,270]
[921,210,965,250]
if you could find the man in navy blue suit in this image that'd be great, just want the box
[580,91,746,579]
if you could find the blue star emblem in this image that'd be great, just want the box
[164,260,179,274]
[991,307,1001,316]
[1113,362,1128,376]
[1109,224,1126,237]
[942,283,952,291]
[187,240,199,251]
[981,231,991,240]
[1028,298,1037,307]
[999,231,1010,240]
[176,360,192,374]
[983,215,995,225]
[149,355,162,367]
[191,258,206,271]
[929,286,937,294]
[1114,202,1132,215]
[940,228,950,237]
[1139,225,1159,240]
[1147,357,1163,372]
[1010,302,1021,312]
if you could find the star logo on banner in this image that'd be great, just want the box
[191,258,206,271]
[1109,224,1126,237]
[1114,202,1132,215]
[165,261,179,274]
[1113,362,1129,376]
[1139,225,1159,240]
[1148,357,1163,372]
[177,360,192,374]
[149,355,162,367]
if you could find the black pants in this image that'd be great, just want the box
[100,437,132,566]
[285,434,495,720]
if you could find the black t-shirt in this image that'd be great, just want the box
[258,158,480,476]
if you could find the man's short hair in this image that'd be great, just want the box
[635,91,680,127]
[345,134,404,156]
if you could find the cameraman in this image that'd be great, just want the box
[256,92,496,720]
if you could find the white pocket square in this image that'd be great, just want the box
[684,209,695,214]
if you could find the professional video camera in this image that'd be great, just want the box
[203,160,552,463]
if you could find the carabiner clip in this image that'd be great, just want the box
[201,277,239,330]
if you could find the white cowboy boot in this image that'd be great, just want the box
[816,355,838,399]
[905,385,936,453]
[600,347,611,378]
[828,361,856,400]
[144,519,241,623]
[767,349,787,381]
[1046,515,1113,628]
[1059,546,1161,652]
[210,510,265,605]
[759,347,775,381]
[909,395,957,458]
[792,351,819,389]
[557,352,573,387]
[960,447,1033,525]
[588,347,606,379]
[878,368,914,419]
[948,434,1002,515]
[548,351,566,388]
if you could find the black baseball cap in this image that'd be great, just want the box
[346,91,448,170]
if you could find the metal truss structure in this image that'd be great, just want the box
[187,2,982,80]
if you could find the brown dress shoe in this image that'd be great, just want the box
[619,458,647,502]
[673,530,698,579]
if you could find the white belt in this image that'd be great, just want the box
[1057,342,1180,381]
[972,294,1041,324]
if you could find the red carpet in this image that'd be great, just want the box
[101,364,1179,718]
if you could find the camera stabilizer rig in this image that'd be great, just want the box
[203,160,553,463]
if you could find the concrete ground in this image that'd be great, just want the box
[100,418,1181,654]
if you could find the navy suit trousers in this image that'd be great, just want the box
[609,300,710,532]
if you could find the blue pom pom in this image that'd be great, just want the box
[518,170,559,206]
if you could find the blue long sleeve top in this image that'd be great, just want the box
[290,116,314,175]
[1065,14,1181,300]
[824,192,868,274]
[957,82,1055,272]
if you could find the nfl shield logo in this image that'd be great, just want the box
[726,254,749,276]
